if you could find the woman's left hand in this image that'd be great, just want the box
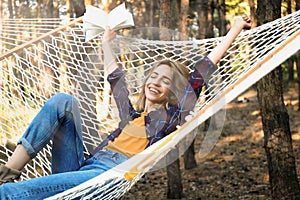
[234,14,252,30]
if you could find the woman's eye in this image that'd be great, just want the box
[150,74,157,79]
[163,80,171,85]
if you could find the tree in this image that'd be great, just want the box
[248,0,256,24]
[286,0,295,82]
[256,0,300,199]
[296,0,300,111]
[195,0,214,39]
[159,1,183,198]
[178,0,198,171]
[216,0,226,36]
[179,0,189,39]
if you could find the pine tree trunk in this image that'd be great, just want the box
[256,0,300,199]
[71,0,85,17]
[159,0,183,198]
[296,0,300,111]
[179,0,189,39]
[166,148,183,199]
[183,140,197,169]
[297,51,300,111]
[196,0,208,39]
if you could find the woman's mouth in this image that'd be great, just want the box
[149,87,160,94]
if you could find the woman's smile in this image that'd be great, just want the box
[144,64,173,111]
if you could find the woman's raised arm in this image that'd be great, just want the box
[102,26,119,75]
[207,14,252,65]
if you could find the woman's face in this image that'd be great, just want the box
[145,64,173,107]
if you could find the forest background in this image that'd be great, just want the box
[1,0,300,199]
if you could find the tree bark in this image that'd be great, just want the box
[159,0,172,40]
[167,148,183,199]
[216,0,226,36]
[179,0,189,39]
[159,0,183,198]
[297,52,300,111]
[286,0,294,82]
[248,0,256,26]
[71,0,85,17]
[256,0,300,199]
[196,0,208,39]
[296,0,300,111]
[178,0,197,170]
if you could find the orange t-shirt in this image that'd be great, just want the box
[106,112,148,157]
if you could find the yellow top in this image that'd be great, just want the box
[106,112,148,157]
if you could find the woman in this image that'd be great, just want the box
[0,15,251,199]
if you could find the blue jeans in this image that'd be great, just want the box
[0,93,128,200]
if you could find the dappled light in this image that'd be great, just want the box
[124,87,299,199]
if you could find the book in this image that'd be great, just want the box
[83,3,135,42]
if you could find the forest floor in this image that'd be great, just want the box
[122,82,300,200]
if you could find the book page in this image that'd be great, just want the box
[83,5,108,30]
[83,3,135,42]
[107,3,128,29]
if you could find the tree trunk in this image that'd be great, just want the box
[183,139,197,170]
[256,0,300,199]
[71,0,85,17]
[66,0,71,18]
[7,0,13,19]
[296,0,300,111]
[206,0,214,38]
[159,0,183,199]
[159,0,172,40]
[216,0,226,36]
[248,0,256,26]
[179,0,189,39]
[196,0,208,39]
[297,52,300,111]
[44,0,54,18]
[53,0,59,18]
[178,0,197,170]
[196,0,214,39]
[286,0,294,82]
[167,148,183,199]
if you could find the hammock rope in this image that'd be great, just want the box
[0,10,300,199]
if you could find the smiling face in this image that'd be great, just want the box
[135,59,190,112]
[144,64,173,111]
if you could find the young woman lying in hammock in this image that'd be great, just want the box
[0,15,251,199]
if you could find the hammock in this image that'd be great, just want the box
[0,10,300,199]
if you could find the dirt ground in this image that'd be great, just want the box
[122,84,300,200]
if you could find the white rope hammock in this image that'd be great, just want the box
[0,10,300,199]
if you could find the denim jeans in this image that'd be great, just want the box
[0,93,128,200]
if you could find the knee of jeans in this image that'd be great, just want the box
[47,93,75,107]
[52,93,74,101]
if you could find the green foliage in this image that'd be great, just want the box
[225,0,251,16]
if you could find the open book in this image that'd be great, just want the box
[83,3,135,42]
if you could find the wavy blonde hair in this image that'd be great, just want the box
[135,60,190,110]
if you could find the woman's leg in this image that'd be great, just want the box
[0,166,102,200]
[0,150,129,200]
[7,93,85,173]
[5,145,30,171]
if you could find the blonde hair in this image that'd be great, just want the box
[135,60,190,110]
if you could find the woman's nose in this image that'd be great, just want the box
[151,77,161,85]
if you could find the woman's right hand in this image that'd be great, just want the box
[103,26,116,43]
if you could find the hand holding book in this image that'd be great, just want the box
[83,3,135,42]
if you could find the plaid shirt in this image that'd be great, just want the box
[92,57,217,154]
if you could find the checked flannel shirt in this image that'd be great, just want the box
[92,56,217,155]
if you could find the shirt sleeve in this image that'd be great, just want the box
[177,56,218,124]
[189,56,218,97]
[107,68,137,127]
